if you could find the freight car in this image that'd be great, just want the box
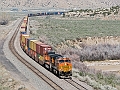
[19,16,72,78]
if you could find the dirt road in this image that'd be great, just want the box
[84,60,120,75]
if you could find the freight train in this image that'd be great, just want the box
[28,11,64,17]
[19,15,72,78]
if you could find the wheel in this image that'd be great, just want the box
[57,71,60,77]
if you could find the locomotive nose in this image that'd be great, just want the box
[65,63,69,66]
[63,63,69,72]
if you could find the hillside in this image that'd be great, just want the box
[0,0,120,10]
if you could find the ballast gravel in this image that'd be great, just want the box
[3,18,80,90]
[3,18,53,90]
[3,19,94,90]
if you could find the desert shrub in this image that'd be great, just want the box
[0,85,9,90]
[56,43,120,61]
[79,71,86,76]
[96,72,104,80]
[29,16,120,61]
[29,13,120,90]
[0,20,8,25]
[78,44,120,61]
[72,61,120,90]
[0,12,9,25]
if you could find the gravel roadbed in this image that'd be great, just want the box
[3,18,54,90]
[2,18,78,90]
[2,18,93,90]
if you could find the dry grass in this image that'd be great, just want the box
[29,15,120,61]
[29,14,120,90]
[0,12,9,25]
[0,14,29,90]
[0,63,29,90]
[72,61,120,90]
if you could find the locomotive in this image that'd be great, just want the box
[19,15,72,78]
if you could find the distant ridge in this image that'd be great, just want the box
[0,0,120,10]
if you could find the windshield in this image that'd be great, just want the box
[59,60,64,63]
[65,60,71,63]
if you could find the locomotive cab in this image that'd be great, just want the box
[58,57,72,78]
[46,54,72,78]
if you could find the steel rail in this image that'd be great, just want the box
[9,18,63,90]
[65,79,88,90]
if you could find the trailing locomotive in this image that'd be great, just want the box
[19,15,72,78]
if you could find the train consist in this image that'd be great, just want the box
[19,15,72,78]
[28,11,64,17]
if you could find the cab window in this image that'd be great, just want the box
[59,60,64,63]
[65,60,71,63]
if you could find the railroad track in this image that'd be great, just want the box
[8,18,93,90]
[65,79,88,90]
[9,18,63,90]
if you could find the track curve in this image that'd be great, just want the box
[9,18,63,90]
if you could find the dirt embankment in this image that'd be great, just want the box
[72,36,120,75]
[84,60,120,73]
[57,36,120,75]
[0,20,32,90]
[0,63,28,90]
